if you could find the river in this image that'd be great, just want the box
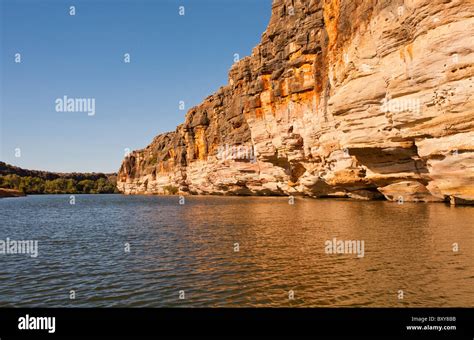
[0,194,472,307]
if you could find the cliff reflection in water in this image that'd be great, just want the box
[0,195,472,307]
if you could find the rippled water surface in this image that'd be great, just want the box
[0,194,473,307]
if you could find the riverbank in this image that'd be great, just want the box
[0,188,26,198]
[0,161,118,195]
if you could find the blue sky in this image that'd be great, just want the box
[0,0,272,173]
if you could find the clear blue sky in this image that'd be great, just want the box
[0,0,272,173]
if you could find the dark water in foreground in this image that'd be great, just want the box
[0,194,472,307]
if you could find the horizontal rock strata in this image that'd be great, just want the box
[118,0,474,203]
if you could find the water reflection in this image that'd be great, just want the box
[0,195,472,307]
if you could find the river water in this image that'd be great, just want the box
[0,194,472,307]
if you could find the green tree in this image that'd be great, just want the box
[77,180,95,193]
[0,173,117,194]
[1,174,21,189]
[65,179,77,194]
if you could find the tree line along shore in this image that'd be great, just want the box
[0,162,118,196]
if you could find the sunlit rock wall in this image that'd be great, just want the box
[118,0,474,203]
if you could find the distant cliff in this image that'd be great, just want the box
[118,0,474,203]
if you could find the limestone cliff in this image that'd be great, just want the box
[118,0,474,203]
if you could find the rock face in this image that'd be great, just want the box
[118,0,474,203]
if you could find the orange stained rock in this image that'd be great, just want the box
[194,127,208,161]
[323,0,341,52]
[406,43,414,60]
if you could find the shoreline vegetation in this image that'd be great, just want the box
[1,161,472,206]
[0,162,118,197]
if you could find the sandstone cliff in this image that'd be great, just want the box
[118,0,474,203]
